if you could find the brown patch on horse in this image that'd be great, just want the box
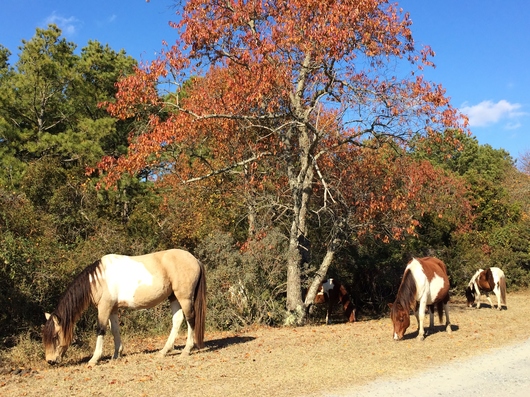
[313,286,326,305]
[415,257,449,303]
[477,268,495,292]
[414,257,447,280]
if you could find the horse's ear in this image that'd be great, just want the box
[387,303,393,309]
[45,312,60,325]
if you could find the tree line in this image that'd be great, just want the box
[1,15,529,342]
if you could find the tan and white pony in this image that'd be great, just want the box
[465,267,507,310]
[43,249,206,366]
[388,257,452,341]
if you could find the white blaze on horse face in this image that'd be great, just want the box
[101,255,154,307]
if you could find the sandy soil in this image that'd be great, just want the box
[1,291,530,397]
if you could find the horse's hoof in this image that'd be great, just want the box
[446,326,452,334]
[417,335,425,341]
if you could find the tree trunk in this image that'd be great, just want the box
[286,235,303,312]
[304,248,336,307]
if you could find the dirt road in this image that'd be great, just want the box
[333,337,530,396]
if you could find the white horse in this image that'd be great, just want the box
[465,267,507,310]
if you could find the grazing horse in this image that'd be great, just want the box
[313,278,356,324]
[43,249,206,366]
[388,257,451,341]
[466,267,507,310]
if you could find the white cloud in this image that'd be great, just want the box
[460,100,525,128]
[505,121,522,130]
[44,12,81,37]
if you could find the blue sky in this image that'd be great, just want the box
[1,1,529,161]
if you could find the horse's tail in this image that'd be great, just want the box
[499,275,507,306]
[194,260,207,349]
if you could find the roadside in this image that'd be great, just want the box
[333,337,530,396]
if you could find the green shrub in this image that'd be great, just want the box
[196,230,287,330]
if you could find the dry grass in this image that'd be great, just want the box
[2,291,530,397]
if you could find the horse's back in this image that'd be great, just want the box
[100,249,202,308]
[490,267,506,281]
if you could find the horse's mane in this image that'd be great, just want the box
[396,268,417,311]
[43,260,102,346]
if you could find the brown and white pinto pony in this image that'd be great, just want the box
[388,257,451,341]
[313,278,356,324]
[466,267,507,310]
[43,249,206,366]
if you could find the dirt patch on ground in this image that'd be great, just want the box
[2,291,530,397]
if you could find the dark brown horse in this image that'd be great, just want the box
[388,257,451,341]
[312,278,356,324]
[43,249,206,366]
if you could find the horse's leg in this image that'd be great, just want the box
[88,304,112,366]
[444,302,452,334]
[426,305,435,336]
[475,289,482,309]
[485,292,494,309]
[109,311,123,359]
[179,298,196,355]
[494,288,502,310]
[160,299,184,356]
[326,300,333,325]
[416,300,426,341]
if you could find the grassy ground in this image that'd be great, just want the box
[1,291,529,397]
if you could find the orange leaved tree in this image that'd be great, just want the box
[99,0,469,323]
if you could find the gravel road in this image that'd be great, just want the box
[330,337,530,397]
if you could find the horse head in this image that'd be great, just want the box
[388,302,410,340]
[43,313,70,365]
